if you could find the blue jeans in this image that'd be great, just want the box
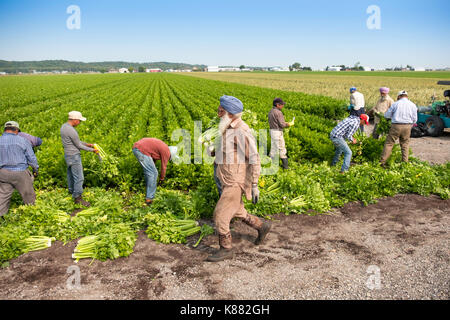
[214,163,222,197]
[133,148,158,200]
[65,153,84,199]
[331,137,352,172]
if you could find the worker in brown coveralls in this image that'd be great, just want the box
[207,95,272,262]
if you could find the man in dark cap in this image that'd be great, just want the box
[207,95,271,262]
[268,98,294,169]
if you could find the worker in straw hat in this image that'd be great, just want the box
[132,138,179,206]
[369,87,395,139]
[60,111,99,207]
[0,121,39,217]
[207,95,271,262]
[380,90,417,166]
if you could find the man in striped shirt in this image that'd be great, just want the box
[0,121,39,216]
[330,114,369,173]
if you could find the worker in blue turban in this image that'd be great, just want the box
[219,95,244,114]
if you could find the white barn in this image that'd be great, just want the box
[119,68,129,73]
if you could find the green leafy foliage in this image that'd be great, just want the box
[0,73,448,265]
[145,212,201,244]
[72,223,137,262]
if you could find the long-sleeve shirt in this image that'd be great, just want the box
[268,107,289,130]
[60,122,94,156]
[330,116,360,141]
[133,138,171,180]
[384,98,418,124]
[215,118,261,201]
[372,95,394,115]
[18,132,43,148]
[350,91,365,110]
[0,133,39,171]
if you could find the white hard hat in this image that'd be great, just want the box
[68,111,86,121]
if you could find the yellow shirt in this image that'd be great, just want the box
[373,95,394,114]
[372,95,394,124]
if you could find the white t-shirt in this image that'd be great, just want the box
[350,91,365,110]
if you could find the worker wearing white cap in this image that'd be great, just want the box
[380,91,418,166]
[60,111,98,207]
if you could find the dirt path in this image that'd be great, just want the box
[1,194,448,300]
[366,124,450,164]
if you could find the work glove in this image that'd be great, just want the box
[288,120,295,127]
[32,168,39,178]
[251,184,260,204]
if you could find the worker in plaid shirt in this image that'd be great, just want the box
[330,114,369,173]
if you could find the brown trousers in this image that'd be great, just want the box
[0,169,36,216]
[380,124,413,164]
[213,185,264,250]
[213,186,250,236]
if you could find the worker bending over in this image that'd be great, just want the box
[132,138,178,206]
[0,121,39,217]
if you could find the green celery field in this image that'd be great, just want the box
[0,73,449,264]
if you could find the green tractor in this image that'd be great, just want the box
[415,81,450,137]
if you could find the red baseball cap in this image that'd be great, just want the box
[360,114,369,125]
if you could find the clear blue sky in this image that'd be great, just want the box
[0,0,449,69]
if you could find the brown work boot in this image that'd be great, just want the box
[74,196,91,207]
[243,214,271,245]
[206,232,234,262]
[243,214,263,230]
[255,221,272,245]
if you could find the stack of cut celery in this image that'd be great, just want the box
[22,236,56,253]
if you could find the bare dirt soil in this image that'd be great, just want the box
[1,194,448,300]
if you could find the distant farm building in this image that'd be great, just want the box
[219,67,241,72]
[119,68,129,73]
[146,68,162,73]
[207,66,220,72]
[269,67,289,72]
[328,66,342,71]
